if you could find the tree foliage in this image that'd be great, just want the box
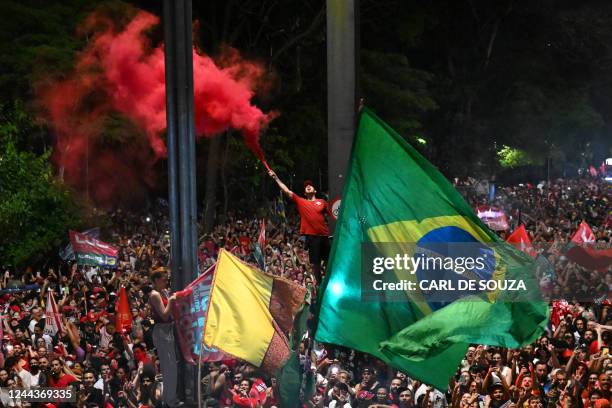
[497,145,539,168]
[0,103,80,268]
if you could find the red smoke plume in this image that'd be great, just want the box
[36,9,275,206]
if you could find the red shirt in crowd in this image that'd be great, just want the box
[232,394,258,408]
[291,194,329,236]
[49,373,77,388]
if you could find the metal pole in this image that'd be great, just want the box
[163,0,181,290]
[163,0,198,405]
[197,348,203,408]
[327,0,359,231]
[184,2,199,276]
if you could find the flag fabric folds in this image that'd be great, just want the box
[275,289,315,408]
[171,266,224,364]
[254,219,266,271]
[204,249,306,372]
[44,291,65,337]
[69,230,118,268]
[506,225,536,258]
[566,221,612,271]
[315,107,548,389]
[59,227,100,261]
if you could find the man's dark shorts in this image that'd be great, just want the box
[304,235,330,265]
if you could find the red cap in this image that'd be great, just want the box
[304,180,315,189]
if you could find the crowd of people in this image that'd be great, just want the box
[0,176,609,408]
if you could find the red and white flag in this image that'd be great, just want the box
[506,224,536,258]
[571,221,596,244]
[257,219,266,249]
[567,221,612,271]
[44,291,65,337]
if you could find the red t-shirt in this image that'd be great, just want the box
[232,394,258,408]
[49,373,77,388]
[291,194,329,236]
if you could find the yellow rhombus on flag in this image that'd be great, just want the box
[203,249,306,372]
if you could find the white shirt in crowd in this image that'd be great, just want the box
[94,377,105,391]
[16,367,32,389]
[28,318,39,334]
[99,326,113,348]
[415,384,448,408]
[329,401,352,408]
[86,267,99,283]
[30,372,42,388]
[31,333,53,349]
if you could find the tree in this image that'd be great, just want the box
[0,103,80,268]
[0,0,91,100]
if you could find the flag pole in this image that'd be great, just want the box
[197,346,203,408]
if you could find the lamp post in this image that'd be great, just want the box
[327,0,359,230]
[163,0,197,404]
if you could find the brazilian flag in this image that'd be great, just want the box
[314,108,548,389]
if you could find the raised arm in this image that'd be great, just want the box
[268,169,293,198]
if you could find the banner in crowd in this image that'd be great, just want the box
[44,291,64,337]
[314,108,547,390]
[0,284,40,295]
[115,286,132,334]
[171,265,224,364]
[59,227,100,261]
[475,205,509,231]
[69,230,118,268]
[274,192,286,222]
[204,249,306,372]
[566,221,612,271]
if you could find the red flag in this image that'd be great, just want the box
[115,287,132,334]
[589,166,598,177]
[506,225,536,258]
[257,219,266,249]
[551,300,571,328]
[566,222,612,271]
[171,265,225,364]
[571,221,596,245]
